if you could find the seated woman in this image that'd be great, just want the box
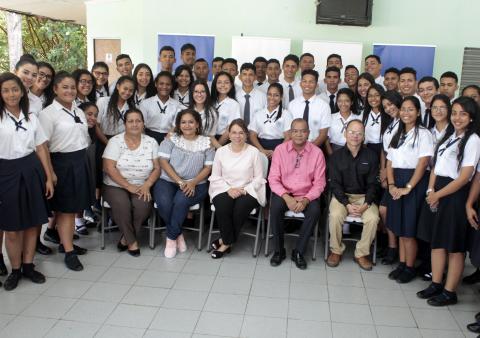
[154,109,215,258]
[209,119,266,258]
[102,108,160,257]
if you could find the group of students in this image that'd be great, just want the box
[1,44,480,324]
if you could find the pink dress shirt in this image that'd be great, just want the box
[268,140,326,201]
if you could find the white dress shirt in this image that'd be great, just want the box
[140,96,181,134]
[386,127,434,169]
[288,94,332,142]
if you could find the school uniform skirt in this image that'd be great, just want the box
[50,149,93,213]
[145,129,166,145]
[386,168,428,238]
[258,138,283,151]
[430,176,469,253]
[367,143,383,159]
[0,152,49,231]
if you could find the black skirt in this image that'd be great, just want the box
[367,143,383,160]
[145,129,166,145]
[258,138,283,151]
[417,170,433,243]
[430,176,469,253]
[386,168,428,238]
[50,149,93,213]
[0,152,49,231]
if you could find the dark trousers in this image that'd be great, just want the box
[212,192,259,245]
[270,193,321,254]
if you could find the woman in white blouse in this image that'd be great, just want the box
[209,119,266,258]
[103,108,160,257]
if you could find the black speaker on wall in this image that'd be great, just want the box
[316,0,373,27]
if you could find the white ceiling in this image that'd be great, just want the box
[0,0,86,24]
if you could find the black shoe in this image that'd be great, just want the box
[291,249,307,270]
[4,271,21,291]
[463,269,480,285]
[211,247,231,259]
[64,253,84,271]
[0,255,8,276]
[396,266,416,284]
[36,239,52,255]
[417,282,443,299]
[58,244,88,255]
[210,239,222,251]
[22,267,46,284]
[127,248,141,257]
[388,263,405,280]
[43,228,60,244]
[427,289,458,306]
[381,247,398,265]
[270,248,287,267]
[73,233,80,240]
[467,321,480,334]
[475,312,480,322]
[117,240,128,252]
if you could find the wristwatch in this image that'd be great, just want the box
[406,183,413,190]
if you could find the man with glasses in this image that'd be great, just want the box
[268,118,326,269]
[326,120,380,270]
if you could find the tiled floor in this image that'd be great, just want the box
[0,225,479,338]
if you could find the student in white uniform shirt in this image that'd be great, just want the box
[419,96,480,306]
[280,54,302,106]
[325,87,361,155]
[39,71,95,272]
[211,56,224,78]
[189,79,219,139]
[72,69,96,106]
[140,71,181,144]
[91,61,110,99]
[439,71,459,103]
[365,54,385,89]
[257,58,282,94]
[173,65,193,108]
[31,61,55,109]
[132,63,156,108]
[253,56,268,87]
[298,53,315,77]
[319,66,341,114]
[249,82,293,157]
[344,65,359,93]
[109,54,134,94]
[236,63,267,128]
[399,67,427,114]
[14,57,43,117]
[386,96,434,284]
[417,76,440,129]
[383,67,400,92]
[288,69,332,146]
[210,71,241,145]
[379,90,403,265]
[363,84,388,158]
[158,45,176,74]
[193,58,210,83]
[318,54,349,93]
[0,73,53,291]
[356,72,375,113]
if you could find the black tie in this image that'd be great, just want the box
[329,94,335,114]
[288,85,294,102]
[257,82,263,86]
[303,100,310,122]
[8,115,27,131]
[244,94,251,126]
[370,113,381,126]
[62,108,83,124]
[438,137,461,156]
[423,108,431,127]
[157,102,167,114]
[264,110,277,124]
[96,90,104,97]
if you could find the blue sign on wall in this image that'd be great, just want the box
[373,44,436,80]
[157,34,215,80]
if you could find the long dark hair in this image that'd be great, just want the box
[430,94,453,135]
[0,73,29,121]
[107,75,135,125]
[389,96,422,149]
[91,61,110,96]
[72,69,97,103]
[363,84,390,136]
[267,82,284,121]
[336,87,359,116]
[133,63,156,99]
[173,65,193,92]
[37,61,55,108]
[356,72,375,111]
[433,96,480,170]
[189,79,218,134]
[211,71,236,101]
[174,109,203,135]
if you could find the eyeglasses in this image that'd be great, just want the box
[79,79,93,85]
[431,106,447,112]
[194,90,206,95]
[295,153,303,168]
[38,72,52,80]
[346,130,364,137]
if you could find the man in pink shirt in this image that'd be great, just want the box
[268,118,326,269]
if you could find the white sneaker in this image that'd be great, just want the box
[176,234,187,253]
[164,239,177,258]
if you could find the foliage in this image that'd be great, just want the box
[0,10,86,73]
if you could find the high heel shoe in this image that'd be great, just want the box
[127,248,140,257]
[211,247,231,259]
[210,239,221,251]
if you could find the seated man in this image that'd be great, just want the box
[268,118,326,269]
[327,120,380,271]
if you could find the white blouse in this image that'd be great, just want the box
[386,127,434,169]
[140,96,181,134]
[215,97,241,135]
[328,112,361,146]
[248,106,293,140]
[97,96,130,136]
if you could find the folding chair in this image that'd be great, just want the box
[206,152,269,257]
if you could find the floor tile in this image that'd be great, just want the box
[290,268,327,284]
[106,303,157,328]
[290,282,329,301]
[82,282,130,302]
[112,254,154,270]
[366,288,409,307]
[34,260,68,278]
[173,273,215,292]
[149,308,200,333]
[63,264,108,282]
[194,311,243,337]
[144,330,191,338]
[44,320,100,338]
[10,276,57,295]
[288,299,330,321]
[44,278,93,298]
[135,270,178,288]
[147,257,188,272]
[0,314,15,329]
[450,309,478,333]
[375,325,421,338]
[254,264,291,281]
[246,295,289,318]
[327,270,364,287]
[94,325,145,338]
[410,307,460,330]
[331,322,377,338]
[287,319,332,338]
[78,251,120,267]
[330,302,373,324]
[22,295,76,319]
[182,259,221,276]
[62,299,116,324]
[204,292,248,314]
[0,292,39,314]
[361,273,401,291]
[218,261,256,278]
[99,267,143,285]
[328,285,368,304]
[0,315,56,338]
[251,279,290,298]
[121,286,168,307]
[162,289,208,310]
[370,305,416,327]
[211,276,252,295]
[419,328,466,338]
[241,315,287,338]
